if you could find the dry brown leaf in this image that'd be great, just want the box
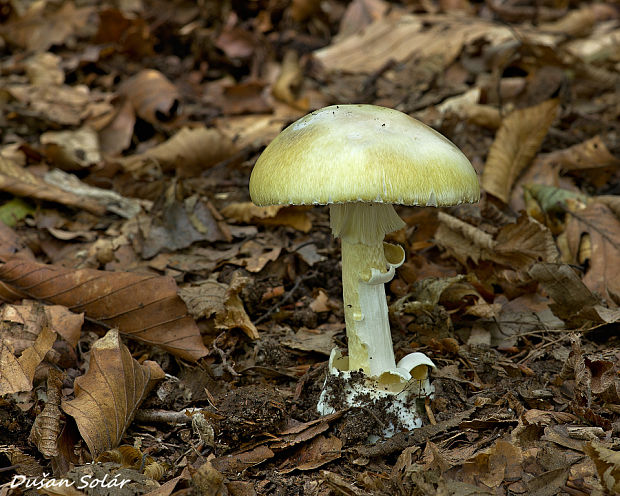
[98,99,136,156]
[596,195,620,219]
[211,445,274,474]
[434,212,495,266]
[222,202,312,233]
[215,273,259,340]
[1,300,83,349]
[281,324,342,356]
[493,213,559,270]
[24,52,64,86]
[61,329,164,458]
[460,440,523,488]
[583,441,620,495]
[0,1,93,52]
[0,255,208,361]
[271,50,308,110]
[0,155,106,215]
[120,69,180,125]
[94,8,154,58]
[179,273,258,340]
[279,435,342,473]
[121,127,236,177]
[290,0,322,22]
[566,202,620,306]
[0,326,56,395]
[29,368,63,458]
[482,99,559,203]
[529,263,620,326]
[0,445,45,477]
[190,458,227,496]
[40,127,101,170]
[336,0,389,41]
[6,83,112,127]
[314,13,518,74]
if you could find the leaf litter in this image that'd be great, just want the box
[0,0,618,494]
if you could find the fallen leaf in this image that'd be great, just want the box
[271,50,308,110]
[583,441,620,495]
[336,0,389,41]
[482,99,559,203]
[190,458,227,495]
[0,300,83,349]
[180,272,259,340]
[61,329,164,458]
[0,326,56,395]
[222,202,312,232]
[120,69,179,125]
[460,440,523,489]
[281,324,342,356]
[279,435,342,473]
[529,263,620,326]
[24,52,64,86]
[29,368,63,458]
[211,445,274,474]
[0,1,93,52]
[121,127,236,177]
[94,8,154,57]
[140,188,227,258]
[0,255,208,361]
[98,98,136,156]
[565,201,620,306]
[6,83,112,127]
[0,155,106,215]
[40,127,101,170]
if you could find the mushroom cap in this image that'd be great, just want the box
[249,104,479,207]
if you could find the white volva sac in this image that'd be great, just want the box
[249,104,480,435]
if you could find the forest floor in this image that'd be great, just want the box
[0,0,619,495]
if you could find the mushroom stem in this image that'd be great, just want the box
[330,203,405,377]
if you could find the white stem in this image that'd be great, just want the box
[330,203,405,377]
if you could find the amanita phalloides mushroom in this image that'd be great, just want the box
[249,104,479,432]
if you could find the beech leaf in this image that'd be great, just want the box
[0,255,208,361]
[61,329,165,458]
[482,99,559,203]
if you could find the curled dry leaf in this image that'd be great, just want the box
[279,435,342,473]
[0,326,56,395]
[1,300,83,349]
[179,272,259,340]
[0,1,94,52]
[529,263,620,326]
[40,127,101,170]
[61,329,164,458]
[0,445,45,477]
[0,255,208,361]
[482,99,559,203]
[120,69,180,125]
[29,368,63,458]
[584,441,620,494]
[272,50,308,110]
[121,127,236,177]
[221,201,312,232]
[190,459,227,496]
[24,52,64,86]
[434,212,558,271]
[565,202,620,306]
[6,83,113,127]
[0,155,106,216]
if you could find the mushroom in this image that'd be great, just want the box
[249,104,479,431]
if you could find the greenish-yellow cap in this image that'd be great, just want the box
[249,104,479,207]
